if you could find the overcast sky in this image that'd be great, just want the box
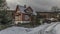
[6,0,60,10]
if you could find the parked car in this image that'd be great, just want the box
[43,18,58,23]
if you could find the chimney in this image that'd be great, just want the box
[24,5,26,8]
[16,5,19,11]
[16,5,19,9]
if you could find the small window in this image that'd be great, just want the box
[17,11,20,13]
[25,15,29,20]
[15,16,19,20]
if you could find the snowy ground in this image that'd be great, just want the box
[0,22,60,34]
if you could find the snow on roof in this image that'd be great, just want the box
[17,5,37,15]
[33,11,37,15]
[18,5,26,13]
[7,9,15,11]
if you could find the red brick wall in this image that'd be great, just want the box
[14,13,31,21]
[21,14,31,21]
[39,13,57,18]
[13,5,32,22]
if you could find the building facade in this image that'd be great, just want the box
[13,5,33,24]
[37,12,60,18]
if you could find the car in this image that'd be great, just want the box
[43,18,58,23]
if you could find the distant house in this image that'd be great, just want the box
[13,5,33,24]
[36,11,60,18]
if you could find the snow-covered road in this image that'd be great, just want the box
[0,22,60,34]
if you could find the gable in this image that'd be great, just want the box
[24,7,33,14]
[15,5,34,15]
[16,5,26,13]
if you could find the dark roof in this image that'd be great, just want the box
[17,5,26,13]
[36,10,60,13]
[16,5,34,14]
[37,11,60,13]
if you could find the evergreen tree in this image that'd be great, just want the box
[51,6,60,12]
[0,0,12,25]
[0,0,3,7]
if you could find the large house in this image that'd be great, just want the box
[13,5,33,24]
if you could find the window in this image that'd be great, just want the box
[17,11,20,13]
[15,16,19,20]
[25,15,29,20]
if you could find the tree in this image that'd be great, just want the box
[0,0,7,9]
[0,9,12,25]
[0,0,3,7]
[0,0,12,25]
[51,6,60,12]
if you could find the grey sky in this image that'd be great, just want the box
[6,0,60,10]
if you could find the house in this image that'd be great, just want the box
[37,11,60,23]
[37,11,60,21]
[13,5,33,24]
[37,11,60,18]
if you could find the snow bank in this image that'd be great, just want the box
[45,22,58,32]
[53,23,60,34]
[0,26,29,34]
[44,22,60,34]
[0,22,60,34]
[0,23,51,34]
[28,23,54,34]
